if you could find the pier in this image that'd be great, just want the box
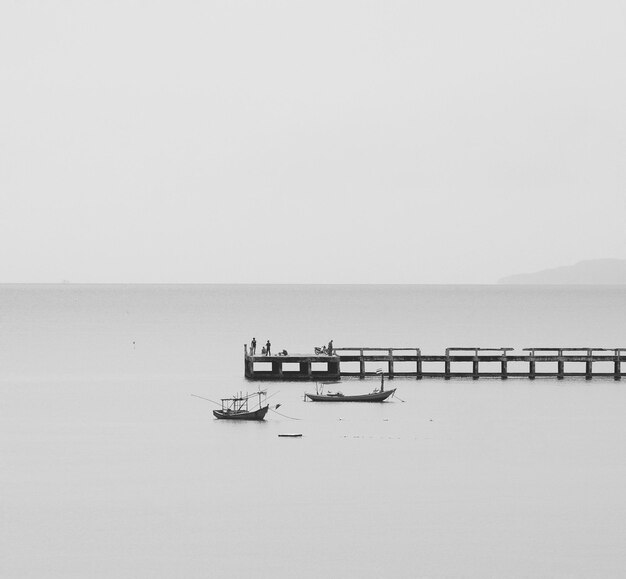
[244,345,626,381]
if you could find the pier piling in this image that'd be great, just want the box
[558,351,565,380]
[501,354,508,380]
[416,348,422,380]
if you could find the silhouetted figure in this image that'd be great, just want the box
[251,337,257,355]
[266,340,271,356]
[328,339,333,356]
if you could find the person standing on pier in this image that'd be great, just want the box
[328,339,333,356]
[266,340,271,356]
[251,337,257,355]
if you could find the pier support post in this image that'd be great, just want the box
[444,349,451,380]
[328,359,340,380]
[245,358,254,379]
[272,361,283,379]
[416,348,422,380]
[472,350,479,380]
[300,361,312,378]
[501,356,508,380]
[359,349,365,380]
[529,350,535,380]
[586,349,593,380]
[388,349,394,380]
[557,350,564,380]
[615,350,622,381]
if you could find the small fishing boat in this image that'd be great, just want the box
[213,391,269,420]
[305,371,396,402]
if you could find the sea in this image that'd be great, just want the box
[2,284,626,578]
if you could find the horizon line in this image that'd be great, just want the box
[1,281,625,287]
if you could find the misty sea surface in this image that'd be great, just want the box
[3,283,626,579]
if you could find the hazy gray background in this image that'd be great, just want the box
[2,1,625,283]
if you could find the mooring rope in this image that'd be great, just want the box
[392,391,406,403]
[270,408,301,420]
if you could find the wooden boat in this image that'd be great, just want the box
[305,371,396,402]
[305,389,395,402]
[213,391,269,420]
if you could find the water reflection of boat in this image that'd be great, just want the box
[213,391,269,420]
[305,371,395,402]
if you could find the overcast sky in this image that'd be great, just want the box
[1,0,625,283]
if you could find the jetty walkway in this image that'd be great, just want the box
[244,345,626,381]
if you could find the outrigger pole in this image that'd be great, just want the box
[191,393,221,406]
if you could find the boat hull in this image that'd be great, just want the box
[213,405,269,420]
[305,389,396,402]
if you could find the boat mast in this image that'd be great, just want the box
[375,367,385,392]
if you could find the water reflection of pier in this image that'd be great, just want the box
[244,345,626,381]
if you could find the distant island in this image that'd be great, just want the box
[499,259,626,285]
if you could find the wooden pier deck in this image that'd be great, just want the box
[244,345,626,381]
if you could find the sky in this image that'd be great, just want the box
[1,0,625,283]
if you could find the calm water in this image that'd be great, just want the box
[2,284,626,578]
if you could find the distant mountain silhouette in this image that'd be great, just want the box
[499,259,626,284]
